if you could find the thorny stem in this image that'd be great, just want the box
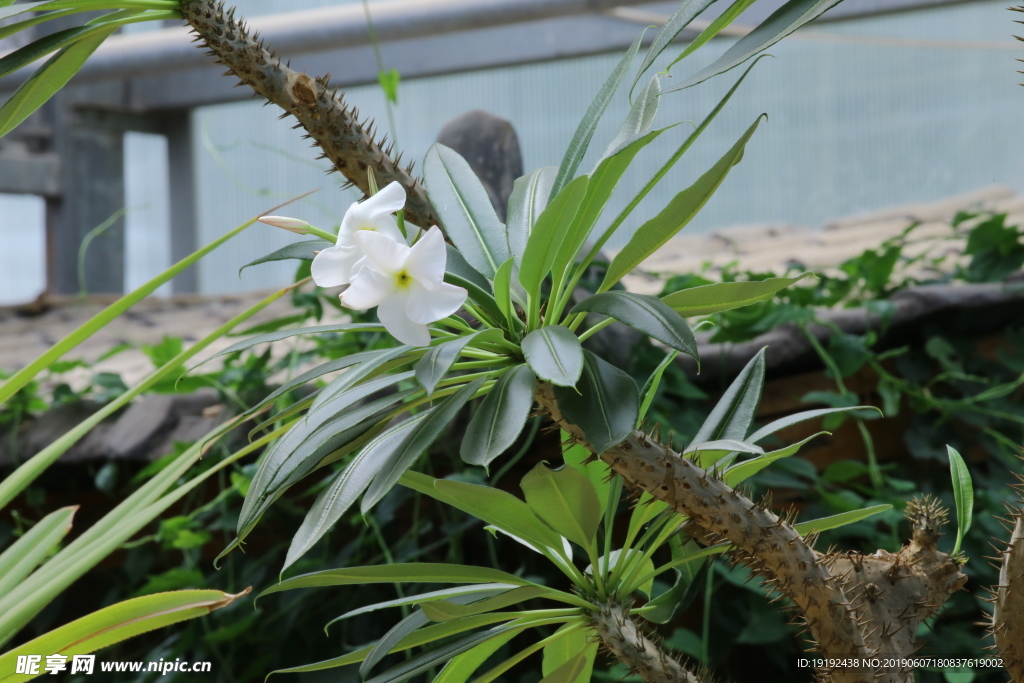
[588,602,704,683]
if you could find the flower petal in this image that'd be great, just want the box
[340,266,395,310]
[405,226,447,290]
[311,244,360,287]
[367,215,406,243]
[406,281,467,324]
[365,181,407,217]
[378,292,431,347]
[354,230,409,275]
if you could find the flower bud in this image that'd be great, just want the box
[258,215,311,234]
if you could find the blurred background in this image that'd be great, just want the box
[0,0,1019,304]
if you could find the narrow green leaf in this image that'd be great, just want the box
[399,471,563,552]
[415,330,499,396]
[333,585,516,626]
[261,563,531,598]
[522,326,584,387]
[425,144,510,278]
[722,433,825,486]
[237,388,416,542]
[662,274,811,317]
[0,27,114,139]
[492,257,517,330]
[434,629,521,683]
[0,589,244,670]
[362,378,486,512]
[666,0,758,71]
[631,0,716,93]
[553,129,668,289]
[359,591,514,679]
[461,365,537,468]
[541,638,596,683]
[686,439,764,469]
[555,350,638,455]
[421,586,548,622]
[746,405,875,443]
[793,504,893,536]
[365,625,522,683]
[239,239,332,275]
[521,463,601,551]
[691,347,766,444]
[519,175,590,297]
[283,413,429,569]
[602,75,661,160]
[308,346,413,413]
[550,32,644,200]
[571,291,698,359]
[947,445,974,555]
[542,623,591,678]
[266,615,526,677]
[507,166,558,263]
[601,116,764,289]
[626,492,668,545]
[561,435,611,517]
[666,0,842,91]
[191,323,390,374]
[641,556,708,624]
[0,506,75,597]
[637,350,679,426]
[446,243,492,291]
[589,549,654,596]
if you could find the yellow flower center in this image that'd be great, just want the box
[395,270,412,290]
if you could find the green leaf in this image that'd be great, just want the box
[308,346,413,413]
[444,270,506,325]
[192,323,390,373]
[542,628,596,683]
[461,365,537,469]
[283,413,430,569]
[0,26,114,139]
[507,167,558,263]
[435,629,521,683]
[554,350,638,455]
[446,243,492,291]
[261,563,531,598]
[562,435,611,517]
[630,0,716,92]
[661,274,810,317]
[603,76,661,160]
[378,67,400,103]
[238,386,415,542]
[365,625,522,683]
[601,115,764,289]
[421,586,548,622]
[0,506,75,597]
[792,504,893,536]
[638,350,679,426]
[550,32,644,200]
[267,614,525,677]
[400,471,563,552]
[642,548,709,624]
[522,326,584,387]
[415,330,499,396]
[0,25,102,81]
[722,433,825,487]
[666,0,757,71]
[589,549,654,596]
[570,291,698,359]
[239,239,332,275]
[425,144,510,278]
[0,589,245,670]
[361,378,487,512]
[691,348,765,444]
[946,445,974,555]
[519,175,590,297]
[555,129,668,286]
[542,623,591,678]
[492,257,518,330]
[521,462,601,550]
[746,405,875,443]
[332,585,516,625]
[666,0,842,91]
[685,439,764,469]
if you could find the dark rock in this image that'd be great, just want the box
[437,110,523,222]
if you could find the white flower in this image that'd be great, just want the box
[340,226,468,347]
[311,181,409,288]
